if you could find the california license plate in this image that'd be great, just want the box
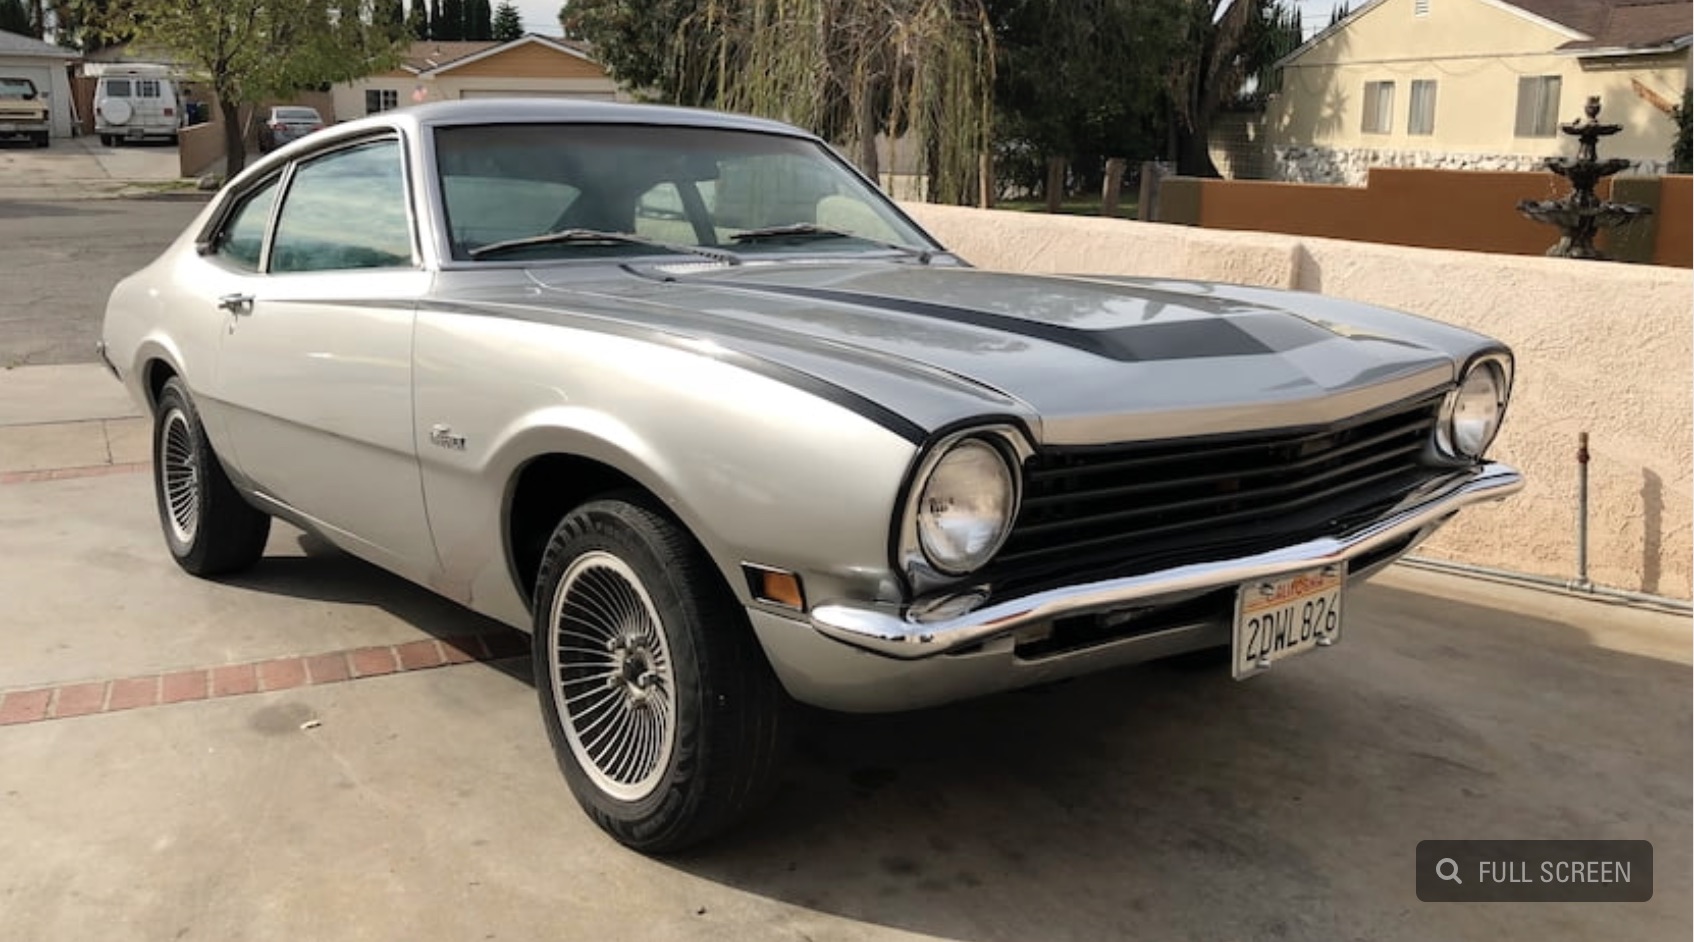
[1232,564,1344,679]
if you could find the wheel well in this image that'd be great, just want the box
[143,359,177,411]
[507,454,656,607]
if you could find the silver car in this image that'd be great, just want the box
[258,105,325,153]
[100,100,1522,851]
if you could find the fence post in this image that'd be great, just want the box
[1137,161,1165,222]
[1102,158,1127,217]
[1045,156,1067,213]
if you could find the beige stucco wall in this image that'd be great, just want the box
[1269,0,1690,165]
[332,46,619,121]
[902,202,1693,599]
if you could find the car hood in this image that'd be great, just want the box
[506,261,1488,445]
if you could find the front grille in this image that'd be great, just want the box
[988,393,1448,594]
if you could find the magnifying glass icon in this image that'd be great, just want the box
[1436,857,1463,884]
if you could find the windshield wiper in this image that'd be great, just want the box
[469,228,740,264]
[729,223,934,263]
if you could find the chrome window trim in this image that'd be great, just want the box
[261,132,424,276]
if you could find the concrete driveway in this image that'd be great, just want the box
[0,365,1687,941]
[0,135,185,201]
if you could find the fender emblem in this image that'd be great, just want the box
[429,424,467,451]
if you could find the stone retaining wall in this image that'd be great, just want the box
[1272,145,1674,186]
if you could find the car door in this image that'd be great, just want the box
[211,134,438,581]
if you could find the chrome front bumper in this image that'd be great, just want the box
[810,462,1524,659]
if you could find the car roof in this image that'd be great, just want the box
[340,98,815,142]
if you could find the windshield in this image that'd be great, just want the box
[276,108,320,122]
[434,123,936,263]
[0,78,37,100]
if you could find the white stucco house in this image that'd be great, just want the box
[0,29,78,139]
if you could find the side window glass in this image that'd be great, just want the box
[214,177,280,272]
[105,79,130,97]
[271,139,414,273]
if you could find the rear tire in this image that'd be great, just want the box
[533,498,792,853]
[152,377,270,576]
[33,132,47,148]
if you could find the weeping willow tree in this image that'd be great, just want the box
[571,0,994,204]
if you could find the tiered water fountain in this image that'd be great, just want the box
[1516,96,1652,260]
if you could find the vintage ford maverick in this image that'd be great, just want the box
[102,100,1522,851]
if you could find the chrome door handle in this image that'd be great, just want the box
[217,293,254,315]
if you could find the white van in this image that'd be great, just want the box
[94,69,180,145]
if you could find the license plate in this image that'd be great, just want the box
[1232,564,1344,679]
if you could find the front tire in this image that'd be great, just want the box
[152,377,270,576]
[533,498,791,853]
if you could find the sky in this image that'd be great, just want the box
[511,0,564,35]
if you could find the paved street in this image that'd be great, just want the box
[0,195,206,368]
[0,160,1687,940]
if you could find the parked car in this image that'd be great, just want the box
[100,100,1522,852]
[0,76,50,147]
[258,106,325,153]
[94,70,180,145]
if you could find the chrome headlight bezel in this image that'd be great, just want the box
[1436,352,1513,460]
[896,425,1028,591]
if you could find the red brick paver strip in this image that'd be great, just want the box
[107,676,159,711]
[211,664,259,697]
[0,689,52,725]
[0,629,530,727]
[160,670,209,705]
[348,646,400,678]
[304,653,350,685]
[52,682,108,719]
[257,657,308,692]
[395,639,445,671]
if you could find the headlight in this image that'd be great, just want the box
[914,438,1016,575]
[1438,355,1510,459]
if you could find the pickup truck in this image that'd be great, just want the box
[0,76,49,147]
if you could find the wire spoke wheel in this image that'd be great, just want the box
[548,550,677,803]
[159,406,200,546]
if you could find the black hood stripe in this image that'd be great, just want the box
[418,298,927,444]
[716,283,1334,363]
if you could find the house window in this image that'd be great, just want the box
[1408,80,1437,135]
[1362,81,1395,134]
[1413,0,1430,15]
[1514,76,1561,137]
[364,89,398,115]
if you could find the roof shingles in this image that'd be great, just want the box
[1509,0,1692,50]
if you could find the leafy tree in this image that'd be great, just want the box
[0,0,33,34]
[990,0,1183,199]
[467,0,490,39]
[491,0,521,40]
[439,0,462,38]
[429,0,442,37]
[1327,1,1347,26]
[560,0,688,94]
[375,0,405,41]
[1672,88,1692,174]
[1165,0,1299,177]
[566,0,995,204]
[407,0,428,38]
[95,0,402,174]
